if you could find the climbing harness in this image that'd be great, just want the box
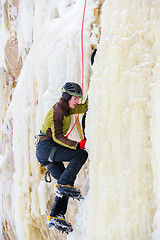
[66,0,87,138]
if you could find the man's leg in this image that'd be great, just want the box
[36,141,66,180]
[51,147,87,216]
[48,162,69,217]
[54,146,88,186]
[36,140,69,217]
[50,196,68,217]
[46,161,65,180]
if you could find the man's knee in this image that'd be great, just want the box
[83,149,88,159]
[79,149,88,163]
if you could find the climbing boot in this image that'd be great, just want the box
[48,215,73,234]
[54,184,84,200]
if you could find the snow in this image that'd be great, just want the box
[1,0,160,239]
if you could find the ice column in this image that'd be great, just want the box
[87,0,160,239]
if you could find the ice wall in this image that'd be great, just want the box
[8,0,95,239]
[85,0,160,239]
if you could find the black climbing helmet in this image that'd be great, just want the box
[61,82,82,98]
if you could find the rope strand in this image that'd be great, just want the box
[66,0,87,138]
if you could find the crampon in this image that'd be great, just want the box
[48,215,73,234]
[54,184,84,200]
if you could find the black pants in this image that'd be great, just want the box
[36,139,88,216]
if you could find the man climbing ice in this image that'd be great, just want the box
[36,82,88,233]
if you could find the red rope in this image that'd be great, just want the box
[81,0,87,100]
[66,0,87,138]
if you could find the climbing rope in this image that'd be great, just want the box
[66,0,87,138]
[81,0,87,99]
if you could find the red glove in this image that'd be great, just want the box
[79,139,87,149]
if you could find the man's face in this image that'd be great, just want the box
[68,96,79,109]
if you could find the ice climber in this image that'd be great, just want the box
[36,82,88,233]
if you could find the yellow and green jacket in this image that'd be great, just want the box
[41,98,88,149]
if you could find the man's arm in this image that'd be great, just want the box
[70,97,88,115]
[51,109,78,149]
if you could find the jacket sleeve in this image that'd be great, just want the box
[70,97,88,115]
[51,109,78,149]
